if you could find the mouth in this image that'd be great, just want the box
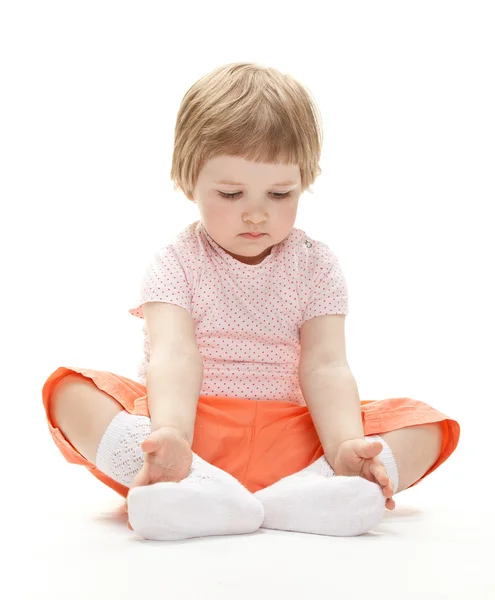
[241,232,265,238]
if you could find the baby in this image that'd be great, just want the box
[42,62,460,541]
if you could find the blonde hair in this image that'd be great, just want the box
[170,62,323,199]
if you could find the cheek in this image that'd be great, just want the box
[276,201,298,223]
[205,202,229,221]
[201,200,234,228]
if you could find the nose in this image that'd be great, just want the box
[244,212,268,226]
[243,201,269,225]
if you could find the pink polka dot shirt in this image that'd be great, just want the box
[128,220,348,405]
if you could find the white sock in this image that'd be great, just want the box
[365,435,400,494]
[255,435,399,537]
[127,454,265,541]
[95,410,153,488]
[95,411,264,541]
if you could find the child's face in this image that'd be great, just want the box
[190,155,302,265]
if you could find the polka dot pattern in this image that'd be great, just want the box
[128,220,348,405]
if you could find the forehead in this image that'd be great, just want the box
[200,155,301,185]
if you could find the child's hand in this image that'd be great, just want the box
[331,439,396,510]
[124,426,193,529]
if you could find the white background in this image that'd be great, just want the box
[1,1,493,598]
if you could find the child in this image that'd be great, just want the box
[42,62,460,541]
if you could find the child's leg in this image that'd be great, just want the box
[255,424,444,536]
[49,373,264,541]
[378,422,444,493]
[255,447,389,537]
[249,396,460,537]
[51,373,123,465]
[51,374,155,489]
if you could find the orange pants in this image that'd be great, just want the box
[42,366,460,498]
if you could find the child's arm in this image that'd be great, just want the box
[143,302,203,445]
[299,364,364,465]
[299,314,364,465]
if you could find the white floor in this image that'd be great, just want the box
[8,427,493,600]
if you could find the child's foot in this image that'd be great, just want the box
[127,455,264,541]
[255,456,385,536]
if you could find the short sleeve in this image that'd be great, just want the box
[128,245,193,319]
[302,245,349,323]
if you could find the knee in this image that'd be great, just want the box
[420,422,444,468]
[50,374,84,429]
[428,422,444,457]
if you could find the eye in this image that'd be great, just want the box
[218,191,290,200]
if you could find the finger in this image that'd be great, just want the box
[376,467,395,496]
[370,459,393,493]
[129,465,149,490]
[141,434,161,453]
[369,458,386,483]
[127,520,134,531]
[359,440,383,458]
[142,427,175,450]
[386,497,396,511]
